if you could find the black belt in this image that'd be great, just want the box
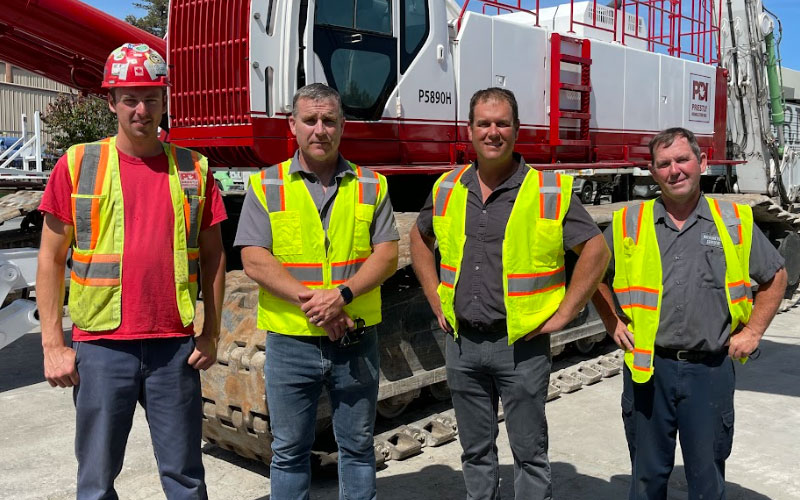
[654,346,721,362]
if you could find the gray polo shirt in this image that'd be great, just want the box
[234,152,400,250]
[417,154,602,329]
[603,197,784,352]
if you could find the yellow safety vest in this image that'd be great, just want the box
[432,164,574,344]
[66,136,208,331]
[612,197,753,383]
[249,159,388,335]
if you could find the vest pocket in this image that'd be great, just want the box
[269,211,303,255]
[354,204,374,252]
[532,219,563,268]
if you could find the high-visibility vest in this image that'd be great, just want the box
[66,136,208,331]
[612,197,753,383]
[431,164,574,344]
[249,159,388,335]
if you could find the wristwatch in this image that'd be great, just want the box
[337,285,354,305]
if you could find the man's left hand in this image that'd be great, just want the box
[188,332,218,370]
[524,311,570,341]
[299,288,346,327]
[728,326,761,360]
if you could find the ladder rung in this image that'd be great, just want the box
[560,54,592,65]
[558,35,585,45]
[559,111,591,120]
[560,83,591,92]
[556,139,591,147]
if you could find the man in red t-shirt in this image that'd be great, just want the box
[36,43,227,500]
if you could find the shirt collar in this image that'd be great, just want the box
[653,195,712,227]
[462,152,529,190]
[289,151,355,179]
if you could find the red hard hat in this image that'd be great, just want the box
[102,43,168,88]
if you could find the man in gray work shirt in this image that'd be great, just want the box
[410,87,610,500]
[234,83,399,500]
[592,127,786,500]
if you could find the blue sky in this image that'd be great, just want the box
[84,0,800,69]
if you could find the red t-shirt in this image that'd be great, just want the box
[39,148,228,341]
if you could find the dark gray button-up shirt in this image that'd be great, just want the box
[604,197,784,352]
[234,151,399,250]
[417,154,602,328]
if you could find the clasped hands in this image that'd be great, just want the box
[299,288,354,341]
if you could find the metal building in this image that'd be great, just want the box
[0,61,77,154]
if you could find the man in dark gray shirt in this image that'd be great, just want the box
[592,127,787,500]
[410,88,610,500]
[234,84,399,500]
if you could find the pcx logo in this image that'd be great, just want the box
[693,80,708,102]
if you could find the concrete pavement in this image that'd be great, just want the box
[1,311,799,499]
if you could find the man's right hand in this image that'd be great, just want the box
[429,296,452,333]
[43,345,79,388]
[320,311,355,342]
[610,320,635,351]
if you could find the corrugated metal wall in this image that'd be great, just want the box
[0,61,77,150]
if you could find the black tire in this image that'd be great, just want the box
[580,182,594,204]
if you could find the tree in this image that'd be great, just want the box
[42,94,118,155]
[125,0,168,38]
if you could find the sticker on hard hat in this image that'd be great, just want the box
[134,66,144,77]
[111,63,129,80]
[144,58,167,80]
[179,172,199,189]
[113,49,126,61]
[147,52,165,65]
[134,44,150,52]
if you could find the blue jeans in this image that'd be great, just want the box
[73,336,206,500]
[446,327,552,500]
[622,352,735,500]
[265,329,379,500]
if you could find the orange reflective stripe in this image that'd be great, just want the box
[440,263,457,288]
[278,164,286,212]
[71,253,120,264]
[70,272,119,287]
[71,145,85,228]
[632,348,653,372]
[441,166,469,217]
[282,262,324,286]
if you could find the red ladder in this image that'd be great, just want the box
[549,33,592,157]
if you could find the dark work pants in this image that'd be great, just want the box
[622,352,735,500]
[446,328,552,500]
[73,337,206,500]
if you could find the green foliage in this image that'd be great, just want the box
[42,94,118,155]
[125,0,168,38]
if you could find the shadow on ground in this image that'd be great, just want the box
[0,331,49,392]
[220,457,775,500]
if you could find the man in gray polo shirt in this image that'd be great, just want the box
[235,83,399,500]
[592,127,786,499]
[410,87,610,499]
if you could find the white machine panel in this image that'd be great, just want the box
[683,60,716,135]
[588,41,625,132]
[659,55,685,129]
[623,47,660,133]
[455,13,494,125]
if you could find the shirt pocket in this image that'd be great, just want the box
[700,247,726,289]
[269,210,303,255]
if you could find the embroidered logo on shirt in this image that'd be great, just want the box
[179,172,199,190]
[700,232,722,248]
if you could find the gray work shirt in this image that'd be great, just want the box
[603,197,784,352]
[234,152,400,250]
[417,154,602,329]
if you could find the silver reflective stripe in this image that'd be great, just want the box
[175,148,202,247]
[188,257,199,277]
[507,269,566,294]
[331,260,365,283]
[633,350,652,370]
[440,265,457,285]
[359,175,379,205]
[715,200,741,245]
[75,144,102,250]
[283,264,323,284]
[71,260,120,280]
[729,283,751,302]
[617,289,659,309]
[540,172,560,219]
[625,204,643,244]
[434,169,462,217]
[262,166,283,212]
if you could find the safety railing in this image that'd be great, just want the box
[457,0,721,65]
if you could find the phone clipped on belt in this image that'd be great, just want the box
[338,318,367,348]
